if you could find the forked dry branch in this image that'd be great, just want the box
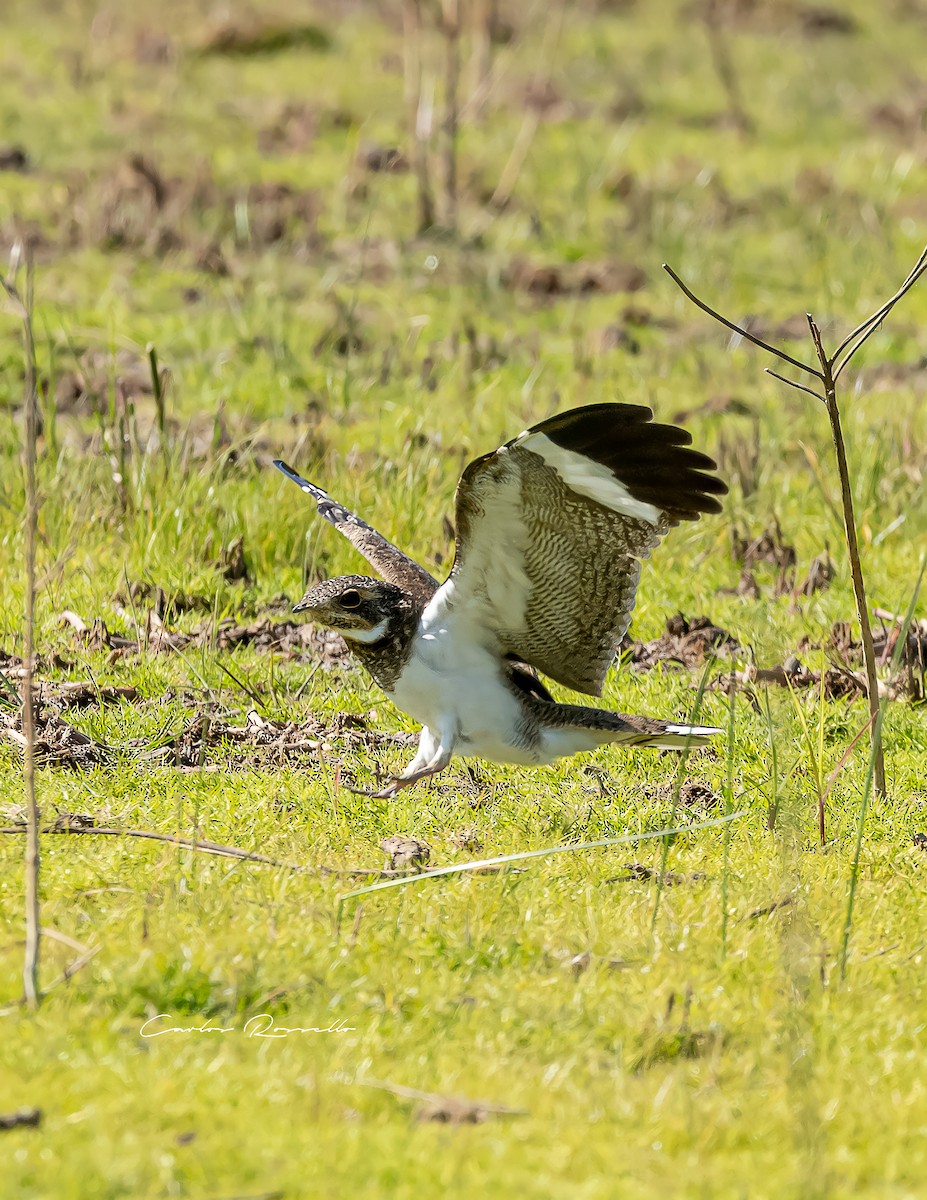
[664,244,927,797]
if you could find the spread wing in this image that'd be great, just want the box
[437,404,727,696]
[274,460,439,606]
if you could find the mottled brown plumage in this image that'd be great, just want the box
[275,403,727,797]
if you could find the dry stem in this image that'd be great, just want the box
[442,0,461,231]
[2,253,41,1006]
[403,0,436,233]
[664,245,927,797]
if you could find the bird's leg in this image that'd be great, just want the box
[346,725,455,799]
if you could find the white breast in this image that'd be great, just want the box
[386,591,540,765]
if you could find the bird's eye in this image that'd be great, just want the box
[340,590,362,609]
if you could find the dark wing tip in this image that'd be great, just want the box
[274,459,314,490]
[524,402,727,521]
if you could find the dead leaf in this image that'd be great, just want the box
[0,1108,41,1131]
[744,896,795,920]
[0,145,29,172]
[218,535,250,583]
[622,614,740,670]
[799,551,836,596]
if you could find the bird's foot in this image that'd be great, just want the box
[345,776,412,800]
[344,761,449,799]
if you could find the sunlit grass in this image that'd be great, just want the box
[1,0,926,1196]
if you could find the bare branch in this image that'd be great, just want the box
[805,312,828,373]
[764,368,825,403]
[662,264,823,379]
[831,243,927,377]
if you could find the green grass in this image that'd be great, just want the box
[2,0,927,1196]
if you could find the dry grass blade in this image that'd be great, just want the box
[0,822,403,880]
[2,254,41,1009]
[337,811,749,907]
[353,1077,527,1123]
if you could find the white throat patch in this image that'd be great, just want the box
[341,617,390,644]
[515,431,661,523]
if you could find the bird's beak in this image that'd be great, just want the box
[292,594,315,615]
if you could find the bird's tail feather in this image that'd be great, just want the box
[530,698,722,753]
[641,723,722,750]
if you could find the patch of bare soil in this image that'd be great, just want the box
[61,608,352,669]
[196,17,331,56]
[503,257,646,297]
[622,615,741,671]
[714,609,927,705]
[687,0,857,35]
[1,649,74,681]
[852,356,927,391]
[713,658,871,706]
[52,155,322,264]
[869,94,927,140]
[642,779,722,810]
[821,613,926,702]
[0,1108,41,1130]
[449,828,485,854]
[2,706,113,770]
[359,1079,525,1124]
[738,313,815,341]
[113,582,214,619]
[357,143,409,173]
[52,346,159,417]
[138,708,416,771]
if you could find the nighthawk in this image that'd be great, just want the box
[275,403,727,798]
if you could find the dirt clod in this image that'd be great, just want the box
[380,836,431,872]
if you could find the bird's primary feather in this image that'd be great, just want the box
[442,403,726,695]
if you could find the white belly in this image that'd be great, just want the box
[386,611,543,766]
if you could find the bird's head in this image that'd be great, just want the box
[293,575,405,645]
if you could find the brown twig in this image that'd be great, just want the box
[441,0,461,232]
[764,368,824,403]
[665,246,927,798]
[703,0,753,137]
[662,264,820,378]
[3,254,41,1008]
[0,823,416,880]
